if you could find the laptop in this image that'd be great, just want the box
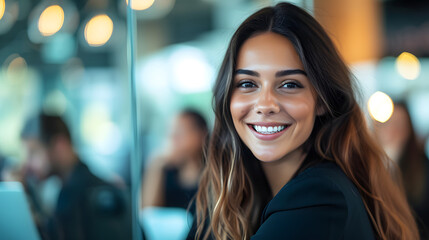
[0,181,41,240]
[140,207,193,240]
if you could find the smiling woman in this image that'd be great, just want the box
[230,32,322,196]
[195,2,419,240]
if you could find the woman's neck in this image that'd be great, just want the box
[261,148,306,197]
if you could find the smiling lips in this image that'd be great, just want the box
[247,123,291,141]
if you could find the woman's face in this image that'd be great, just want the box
[230,32,319,162]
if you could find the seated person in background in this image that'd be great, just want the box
[19,123,56,236]
[141,109,208,210]
[374,101,429,239]
[21,113,132,240]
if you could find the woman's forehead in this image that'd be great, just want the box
[236,32,304,71]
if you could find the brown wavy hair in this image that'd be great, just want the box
[195,2,419,240]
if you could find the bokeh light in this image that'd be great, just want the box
[368,91,394,123]
[84,14,113,47]
[0,0,19,34]
[38,5,64,36]
[0,0,5,20]
[7,55,27,72]
[81,104,111,145]
[169,46,214,93]
[5,54,28,80]
[395,52,420,80]
[80,104,122,155]
[126,0,155,11]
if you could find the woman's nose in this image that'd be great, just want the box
[254,89,280,115]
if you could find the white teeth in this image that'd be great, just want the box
[252,125,287,134]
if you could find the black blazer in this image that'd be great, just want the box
[47,161,133,240]
[251,162,376,240]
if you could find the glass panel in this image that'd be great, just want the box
[0,0,135,239]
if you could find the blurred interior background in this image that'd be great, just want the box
[0,0,428,239]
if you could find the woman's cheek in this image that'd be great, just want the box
[280,95,315,121]
[230,93,254,121]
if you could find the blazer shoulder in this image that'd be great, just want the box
[255,162,376,240]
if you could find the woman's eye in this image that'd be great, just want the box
[281,82,301,89]
[237,81,256,88]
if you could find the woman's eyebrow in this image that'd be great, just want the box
[235,69,307,77]
[234,69,259,77]
[275,69,307,77]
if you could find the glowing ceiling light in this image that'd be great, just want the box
[84,14,113,47]
[368,91,394,123]
[126,0,155,11]
[396,52,420,80]
[38,5,64,36]
[0,0,5,20]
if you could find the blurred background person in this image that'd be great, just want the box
[20,116,57,237]
[141,109,208,210]
[374,102,429,239]
[20,113,133,240]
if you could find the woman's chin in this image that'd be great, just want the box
[252,152,282,163]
